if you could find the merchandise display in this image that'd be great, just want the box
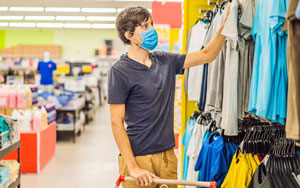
[0,0,299,187]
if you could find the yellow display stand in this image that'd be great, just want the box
[179,0,217,186]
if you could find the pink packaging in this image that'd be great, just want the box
[0,89,8,108]
[32,111,42,132]
[9,89,17,108]
[17,89,26,108]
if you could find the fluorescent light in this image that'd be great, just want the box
[45,7,80,12]
[0,7,8,11]
[115,0,152,1]
[9,7,44,12]
[81,8,116,13]
[87,16,116,21]
[0,16,23,20]
[25,16,55,21]
[0,23,8,27]
[92,24,115,29]
[64,23,91,28]
[37,23,64,28]
[117,8,124,13]
[56,16,86,21]
[9,22,36,27]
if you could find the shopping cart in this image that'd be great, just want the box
[115,176,217,188]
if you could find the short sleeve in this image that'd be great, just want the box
[221,0,239,41]
[52,62,57,71]
[107,67,130,104]
[37,61,41,71]
[164,52,186,75]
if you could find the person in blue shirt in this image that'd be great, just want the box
[109,5,232,188]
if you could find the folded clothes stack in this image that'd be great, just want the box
[30,86,39,105]
[0,167,10,188]
[0,160,20,183]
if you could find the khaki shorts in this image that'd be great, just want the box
[118,148,178,188]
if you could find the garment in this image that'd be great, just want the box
[187,21,209,101]
[285,0,300,141]
[220,0,239,136]
[204,5,228,125]
[118,148,177,188]
[182,118,196,180]
[198,63,208,111]
[248,0,288,124]
[195,134,230,188]
[186,116,209,186]
[237,0,256,119]
[247,164,273,188]
[37,60,57,85]
[222,150,258,188]
[108,52,186,156]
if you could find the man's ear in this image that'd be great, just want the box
[125,31,133,41]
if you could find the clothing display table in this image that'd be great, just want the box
[4,122,56,174]
[56,96,85,143]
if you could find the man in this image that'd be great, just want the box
[108,5,231,188]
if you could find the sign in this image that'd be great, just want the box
[152,2,183,29]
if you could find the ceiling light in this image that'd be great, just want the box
[117,8,124,13]
[0,7,8,11]
[0,16,23,20]
[81,8,116,13]
[115,0,152,1]
[0,23,8,27]
[56,16,86,21]
[64,23,91,28]
[91,24,115,29]
[87,16,116,21]
[9,22,36,27]
[25,16,55,21]
[37,23,64,28]
[9,7,44,12]
[45,7,80,12]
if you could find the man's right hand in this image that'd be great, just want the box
[129,166,159,187]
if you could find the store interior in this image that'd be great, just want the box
[0,0,300,188]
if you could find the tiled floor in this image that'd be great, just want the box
[21,103,120,188]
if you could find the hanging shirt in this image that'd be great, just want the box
[220,0,239,136]
[247,164,273,188]
[182,118,196,180]
[37,61,57,85]
[187,21,209,101]
[195,134,228,188]
[249,0,288,124]
[237,0,256,119]
[186,116,209,186]
[107,52,186,156]
[204,5,228,125]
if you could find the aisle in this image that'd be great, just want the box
[21,103,120,188]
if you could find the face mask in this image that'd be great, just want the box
[135,28,158,51]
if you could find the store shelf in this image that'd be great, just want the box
[0,141,20,160]
[8,176,20,188]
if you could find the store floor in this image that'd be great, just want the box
[21,103,120,188]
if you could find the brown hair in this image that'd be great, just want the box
[116,6,152,45]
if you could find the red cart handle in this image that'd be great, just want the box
[115,175,217,188]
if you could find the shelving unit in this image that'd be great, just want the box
[0,141,21,188]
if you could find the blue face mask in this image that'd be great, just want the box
[135,28,158,51]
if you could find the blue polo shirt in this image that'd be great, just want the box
[37,61,57,85]
[107,51,186,156]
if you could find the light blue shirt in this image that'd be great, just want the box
[182,118,196,181]
[296,0,300,19]
[249,0,288,124]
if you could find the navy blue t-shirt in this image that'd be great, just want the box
[107,51,186,156]
[37,61,57,85]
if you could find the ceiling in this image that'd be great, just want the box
[0,0,160,29]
